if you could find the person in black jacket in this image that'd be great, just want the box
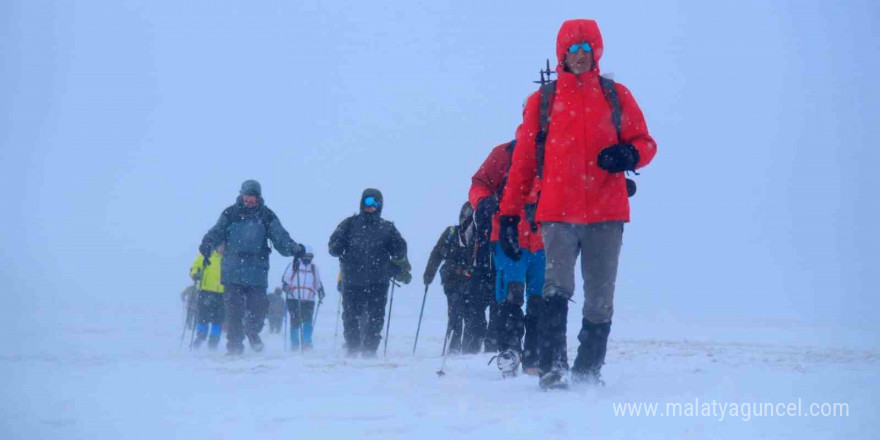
[328,188,411,357]
[423,202,485,354]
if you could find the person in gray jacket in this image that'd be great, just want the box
[200,179,305,355]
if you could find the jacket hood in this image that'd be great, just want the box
[360,188,384,216]
[556,19,604,74]
[240,179,262,197]
[459,201,474,227]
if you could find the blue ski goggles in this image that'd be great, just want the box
[567,42,593,54]
[363,196,380,208]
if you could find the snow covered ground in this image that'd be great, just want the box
[2,299,876,440]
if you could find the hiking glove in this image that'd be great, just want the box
[476,195,499,226]
[423,271,435,286]
[199,242,212,265]
[498,215,522,261]
[396,271,413,285]
[597,143,640,173]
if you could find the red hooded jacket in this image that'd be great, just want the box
[500,19,657,224]
[469,140,544,252]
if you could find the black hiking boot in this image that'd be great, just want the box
[571,320,611,386]
[226,343,245,357]
[247,334,264,353]
[539,367,569,390]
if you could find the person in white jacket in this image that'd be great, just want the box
[281,246,326,350]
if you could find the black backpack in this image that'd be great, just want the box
[534,76,637,197]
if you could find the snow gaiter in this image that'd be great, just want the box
[572,319,611,375]
[537,294,569,374]
[497,282,525,353]
[522,295,543,369]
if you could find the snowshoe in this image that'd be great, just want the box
[489,349,521,378]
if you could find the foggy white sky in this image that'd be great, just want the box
[2,0,878,346]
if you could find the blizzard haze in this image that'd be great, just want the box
[1,0,878,439]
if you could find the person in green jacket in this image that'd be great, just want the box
[190,243,225,349]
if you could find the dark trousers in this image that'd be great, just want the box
[453,269,492,354]
[224,284,268,350]
[342,282,389,355]
[443,285,464,353]
[194,291,224,347]
[268,319,283,333]
[196,291,225,326]
[522,295,542,369]
[287,299,315,326]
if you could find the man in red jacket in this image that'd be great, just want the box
[469,138,548,377]
[499,19,657,389]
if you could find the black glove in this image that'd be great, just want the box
[396,271,412,285]
[390,257,412,285]
[423,271,435,286]
[498,215,522,261]
[476,195,499,225]
[597,143,640,173]
[318,287,326,303]
[199,242,212,265]
[282,283,291,294]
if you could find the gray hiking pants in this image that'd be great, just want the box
[541,221,624,324]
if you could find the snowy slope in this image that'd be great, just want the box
[2,301,876,440]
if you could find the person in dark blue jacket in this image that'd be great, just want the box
[200,180,305,355]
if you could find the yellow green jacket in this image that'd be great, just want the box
[190,251,224,293]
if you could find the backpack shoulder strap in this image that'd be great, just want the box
[599,76,622,141]
[536,80,556,179]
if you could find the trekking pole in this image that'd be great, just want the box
[383,280,399,357]
[412,284,430,355]
[333,291,342,352]
[281,261,293,351]
[188,289,202,350]
[295,260,305,355]
[187,261,208,351]
[283,297,289,351]
[179,279,198,349]
[436,320,453,377]
[312,296,322,331]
